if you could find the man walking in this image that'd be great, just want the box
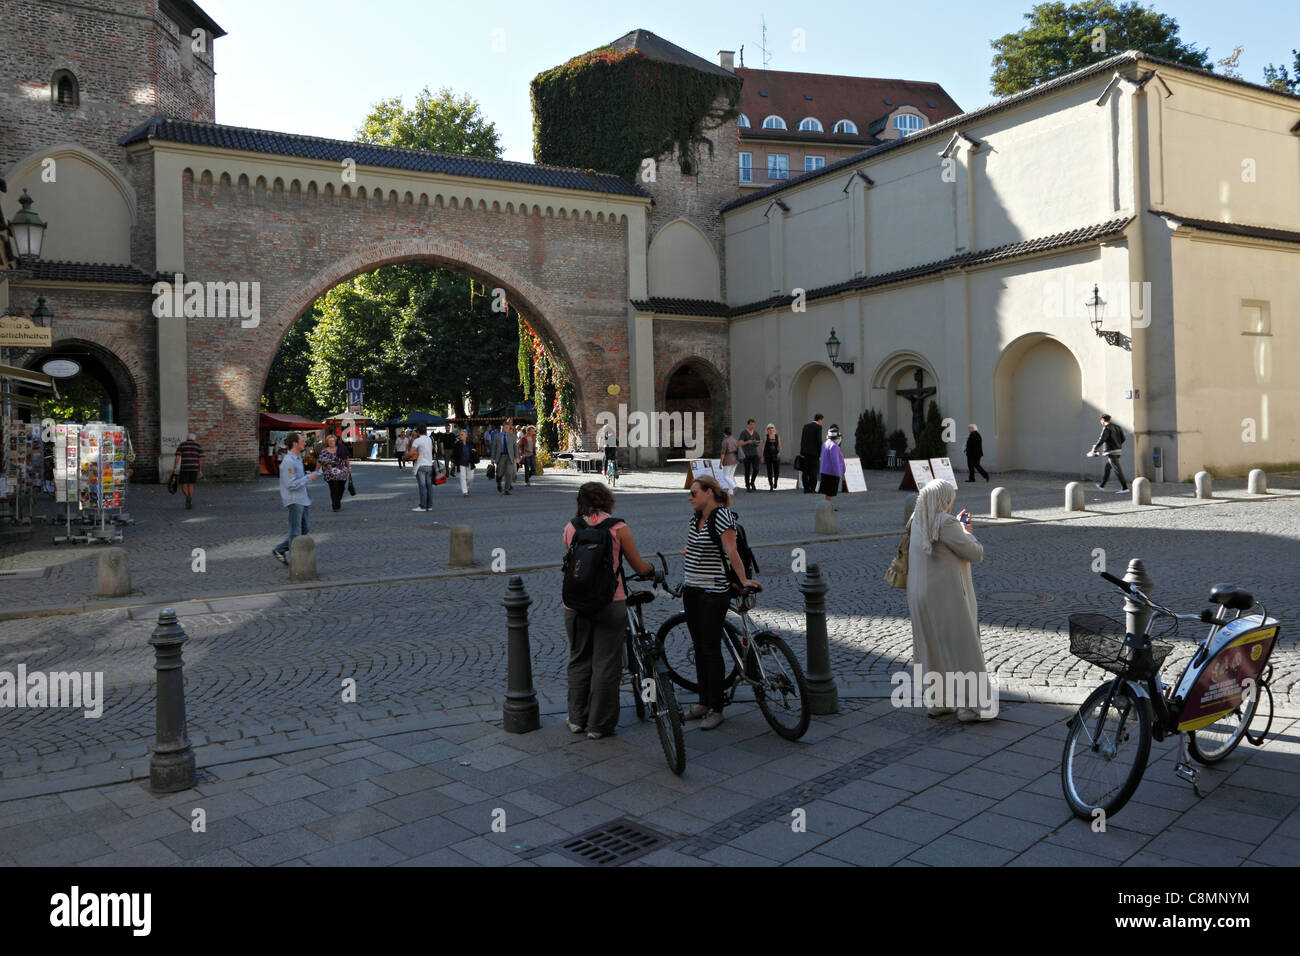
[272,432,320,564]
[799,414,824,493]
[395,430,408,469]
[739,419,761,492]
[964,424,989,482]
[495,420,519,495]
[172,433,203,509]
[411,425,435,511]
[1088,413,1129,493]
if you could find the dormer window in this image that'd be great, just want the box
[738,113,751,128]
[52,70,79,108]
[894,113,925,137]
[798,117,823,132]
[762,115,787,130]
[833,119,858,134]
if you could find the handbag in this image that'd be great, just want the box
[167,473,179,494]
[486,462,496,480]
[347,475,356,496]
[884,521,911,589]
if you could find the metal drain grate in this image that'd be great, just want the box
[549,818,671,866]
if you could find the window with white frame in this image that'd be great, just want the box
[739,152,753,182]
[833,119,858,134]
[767,154,789,180]
[804,155,825,172]
[738,113,750,128]
[798,117,823,132]
[894,113,924,137]
[762,115,787,130]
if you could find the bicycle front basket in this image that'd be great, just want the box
[1068,613,1172,676]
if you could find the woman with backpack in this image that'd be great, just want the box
[562,482,658,740]
[681,475,761,730]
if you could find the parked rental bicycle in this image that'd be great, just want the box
[622,554,686,775]
[655,563,811,741]
[1060,570,1280,821]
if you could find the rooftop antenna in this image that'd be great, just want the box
[757,17,772,70]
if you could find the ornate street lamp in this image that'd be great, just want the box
[825,328,855,374]
[7,190,48,260]
[1086,283,1124,347]
[30,295,53,321]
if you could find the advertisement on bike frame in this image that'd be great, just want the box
[1176,625,1279,732]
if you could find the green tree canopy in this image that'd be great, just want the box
[990,1,1210,96]
[1263,50,1300,93]
[358,86,501,157]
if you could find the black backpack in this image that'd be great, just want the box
[563,516,622,614]
[706,508,760,591]
[1113,423,1126,446]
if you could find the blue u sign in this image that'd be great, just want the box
[347,378,363,392]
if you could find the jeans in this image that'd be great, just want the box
[416,465,433,509]
[1100,454,1128,489]
[275,503,310,554]
[522,455,535,484]
[765,458,780,488]
[683,586,731,712]
[565,602,627,735]
[742,457,759,490]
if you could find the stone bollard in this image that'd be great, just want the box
[991,487,1011,518]
[148,608,196,793]
[289,535,317,582]
[903,494,917,526]
[799,564,838,716]
[1065,482,1085,511]
[1131,476,1152,505]
[449,525,474,567]
[1122,559,1154,638]
[502,576,540,733]
[814,499,836,534]
[1195,471,1213,499]
[97,547,131,597]
[1248,469,1267,495]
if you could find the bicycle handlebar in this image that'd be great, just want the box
[1099,571,1132,593]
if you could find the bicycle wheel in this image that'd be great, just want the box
[626,631,646,721]
[1189,689,1260,764]
[649,668,686,775]
[654,611,743,694]
[1061,680,1151,821]
[747,632,811,740]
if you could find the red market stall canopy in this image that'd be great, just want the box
[260,412,326,431]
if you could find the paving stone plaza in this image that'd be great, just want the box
[1,463,1297,867]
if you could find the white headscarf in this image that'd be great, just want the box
[912,478,957,554]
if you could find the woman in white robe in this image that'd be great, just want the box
[906,479,996,721]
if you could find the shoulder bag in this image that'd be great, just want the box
[884,521,911,589]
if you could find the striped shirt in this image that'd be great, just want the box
[683,508,736,592]
[175,440,202,471]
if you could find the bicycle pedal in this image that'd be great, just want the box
[1174,761,1199,785]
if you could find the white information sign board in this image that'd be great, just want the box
[908,459,935,489]
[842,457,868,493]
[929,457,958,489]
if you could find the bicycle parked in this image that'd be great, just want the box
[623,553,687,774]
[656,566,811,741]
[1060,571,1280,821]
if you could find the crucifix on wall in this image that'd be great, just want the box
[895,367,937,442]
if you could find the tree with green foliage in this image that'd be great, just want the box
[1263,50,1300,93]
[888,429,910,457]
[42,374,110,423]
[911,402,948,460]
[262,308,328,419]
[855,408,888,469]
[990,1,1210,96]
[358,86,501,157]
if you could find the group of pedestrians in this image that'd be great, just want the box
[404,419,538,509]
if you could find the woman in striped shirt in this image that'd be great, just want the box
[681,475,760,730]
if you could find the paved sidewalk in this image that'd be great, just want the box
[1,689,1296,867]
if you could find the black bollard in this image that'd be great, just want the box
[502,576,540,733]
[799,564,839,715]
[148,607,196,792]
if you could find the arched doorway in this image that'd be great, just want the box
[663,359,724,461]
[996,335,1086,474]
[792,363,844,441]
[24,340,138,434]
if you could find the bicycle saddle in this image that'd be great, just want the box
[625,591,655,607]
[1209,584,1253,610]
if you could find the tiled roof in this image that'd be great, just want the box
[736,67,962,146]
[605,29,735,79]
[120,116,650,198]
[24,260,156,284]
[723,51,1300,214]
[727,217,1133,317]
[1156,213,1300,245]
[630,297,728,316]
[738,127,875,147]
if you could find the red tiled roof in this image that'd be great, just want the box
[735,66,962,141]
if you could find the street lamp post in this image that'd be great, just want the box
[1086,283,1124,348]
[825,328,855,374]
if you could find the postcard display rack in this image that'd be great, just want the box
[1,418,43,525]
[53,422,130,544]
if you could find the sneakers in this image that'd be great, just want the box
[1095,482,1105,490]
[700,710,725,730]
[957,708,996,723]
[928,706,956,718]
[586,730,606,740]
[682,704,709,721]
[1117,488,1129,494]
[565,719,584,734]
[271,550,287,565]
[411,506,425,512]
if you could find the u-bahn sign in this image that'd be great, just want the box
[0,315,52,348]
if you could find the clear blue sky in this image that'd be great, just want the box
[201,0,1297,163]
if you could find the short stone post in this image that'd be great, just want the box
[814,499,836,534]
[97,547,131,597]
[1195,471,1213,499]
[991,487,1011,518]
[903,494,917,526]
[1248,469,1267,495]
[148,608,196,793]
[1065,482,1085,511]
[288,535,317,582]
[799,564,838,715]
[1131,476,1152,505]
[1122,559,1154,638]
[502,576,540,733]
[449,525,474,567]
